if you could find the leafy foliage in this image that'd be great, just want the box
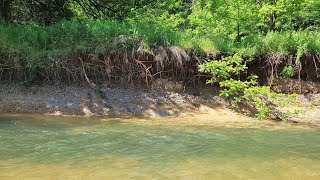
[279,66,294,79]
[199,54,298,119]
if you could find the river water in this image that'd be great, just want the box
[0,115,320,179]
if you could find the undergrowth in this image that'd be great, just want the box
[0,19,319,69]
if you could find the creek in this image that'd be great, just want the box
[0,115,320,179]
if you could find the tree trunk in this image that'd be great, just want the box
[236,1,241,42]
[0,0,12,22]
[269,0,277,31]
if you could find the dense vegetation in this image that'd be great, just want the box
[1,0,319,55]
[0,0,319,118]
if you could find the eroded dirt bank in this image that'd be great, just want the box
[0,84,231,117]
[0,84,320,125]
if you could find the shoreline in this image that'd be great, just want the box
[1,112,320,130]
[0,84,320,126]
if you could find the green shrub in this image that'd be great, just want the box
[199,54,298,119]
[279,66,294,79]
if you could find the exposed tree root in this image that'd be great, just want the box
[0,47,319,93]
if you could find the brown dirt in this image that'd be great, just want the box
[0,82,320,126]
[271,78,320,94]
[0,83,230,117]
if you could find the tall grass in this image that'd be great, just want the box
[204,31,320,57]
[0,19,187,67]
[259,31,320,55]
[0,19,319,69]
